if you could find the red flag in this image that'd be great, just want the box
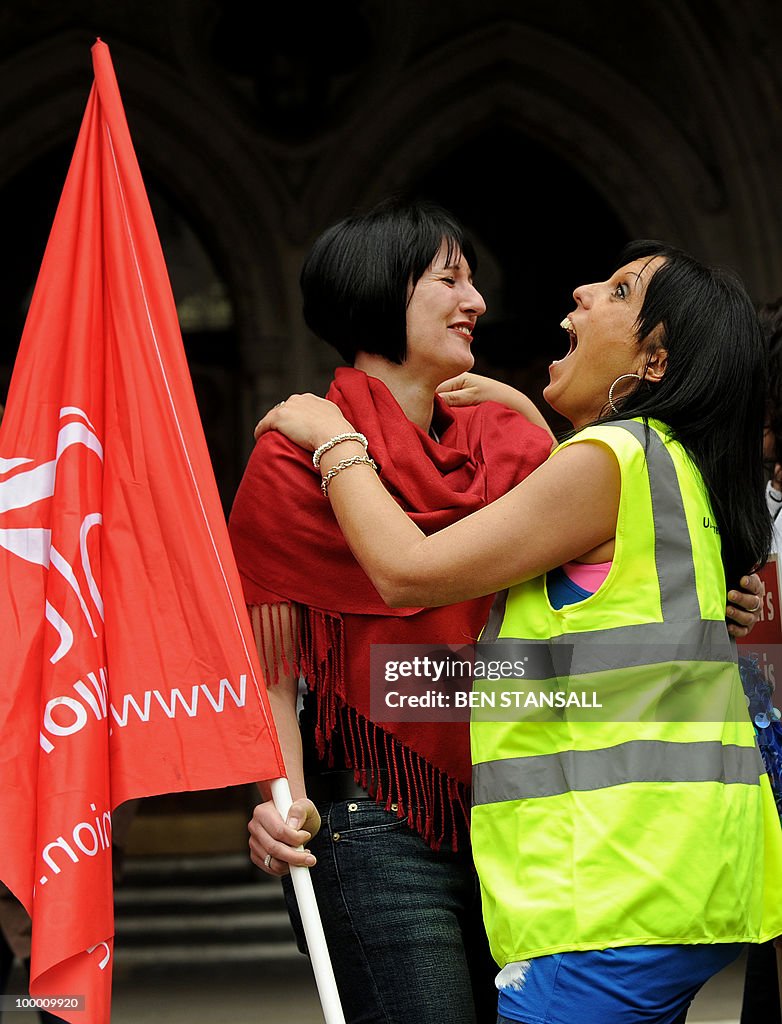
[0,40,285,1023]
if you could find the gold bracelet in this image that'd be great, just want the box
[321,455,378,496]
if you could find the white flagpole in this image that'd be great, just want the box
[270,776,347,1024]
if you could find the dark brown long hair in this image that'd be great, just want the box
[599,240,771,589]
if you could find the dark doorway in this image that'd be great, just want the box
[0,146,72,398]
[0,147,241,511]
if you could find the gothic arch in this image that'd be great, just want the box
[304,21,751,277]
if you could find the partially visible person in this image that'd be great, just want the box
[0,883,66,1024]
[741,296,782,1024]
[0,406,54,1018]
[1,400,118,1024]
[0,881,29,995]
[763,299,782,551]
[257,240,782,1024]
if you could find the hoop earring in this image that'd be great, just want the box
[608,373,642,414]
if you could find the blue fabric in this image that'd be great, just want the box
[281,798,497,1024]
[739,653,782,820]
[496,943,743,1024]
[545,566,593,610]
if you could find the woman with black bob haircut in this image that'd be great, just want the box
[231,197,555,1024]
[256,240,782,1024]
[301,199,478,366]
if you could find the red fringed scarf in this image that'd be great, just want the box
[229,367,552,848]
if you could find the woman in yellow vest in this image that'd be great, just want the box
[256,241,782,1024]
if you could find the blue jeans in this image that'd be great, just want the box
[282,798,497,1024]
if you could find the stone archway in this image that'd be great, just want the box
[304,19,763,284]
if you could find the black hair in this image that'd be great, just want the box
[759,298,782,469]
[300,198,478,365]
[599,240,770,589]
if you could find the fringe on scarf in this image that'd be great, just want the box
[249,602,471,851]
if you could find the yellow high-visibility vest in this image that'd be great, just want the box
[471,419,782,968]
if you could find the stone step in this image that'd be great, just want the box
[120,851,254,884]
[114,881,282,911]
[113,941,300,966]
[117,909,291,935]
[113,852,298,965]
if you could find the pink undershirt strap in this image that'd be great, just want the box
[561,559,612,592]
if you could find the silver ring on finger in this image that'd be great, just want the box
[264,853,273,869]
[754,597,762,612]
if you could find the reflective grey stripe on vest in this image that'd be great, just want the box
[618,420,700,621]
[477,619,733,681]
[482,589,508,645]
[472,739,764,807]
[482,420,714,650]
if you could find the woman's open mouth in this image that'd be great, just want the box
[552,316,577,363]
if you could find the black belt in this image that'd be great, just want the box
[305,770,390,803]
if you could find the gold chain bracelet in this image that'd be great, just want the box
[321,454,378,496]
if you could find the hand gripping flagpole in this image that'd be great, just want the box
[271,778,347,1024]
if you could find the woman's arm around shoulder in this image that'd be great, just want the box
[256,394,620,608]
